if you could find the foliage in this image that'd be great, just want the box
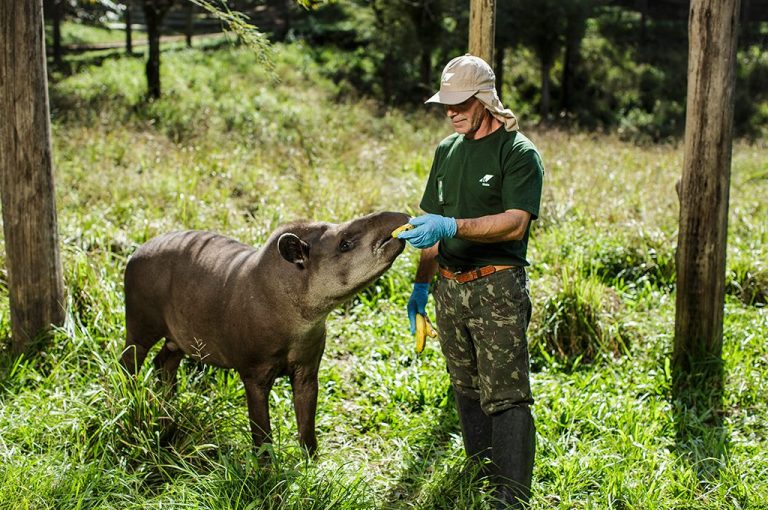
[284,2,767,140]
[532,268,629,365]
[188,0,273,69]
[1,43,768,509]
[726,260,768,307]
[45,2,768,137]
[286,0,466,103]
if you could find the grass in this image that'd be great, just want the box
[47,21,138,47]
[1,41,767,509]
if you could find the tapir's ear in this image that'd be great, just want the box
[278,233,310,269]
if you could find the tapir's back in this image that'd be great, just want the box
[126,231,261,307]
[124,230,268,368]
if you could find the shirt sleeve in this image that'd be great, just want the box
[501,147,544,219]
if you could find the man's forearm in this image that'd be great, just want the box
[415,244,439,283]
[455,210,530,243]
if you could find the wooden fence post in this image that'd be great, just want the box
[1,0,66,353]
[674,0,740,379]
[469,0,495,65]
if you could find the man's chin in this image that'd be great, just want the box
[452,122,469,133]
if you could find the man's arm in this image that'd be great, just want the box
[455,209,531,243]
[397,209,532,249]
[415,243,439,283]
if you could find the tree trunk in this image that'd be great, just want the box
[383,50,395,102]
[419,3,430,89]
[51,0,63,66]
[469,0,495,65]
[740,0,755,46]
[494,45,504,101]
[1,0,66,354]
[562,34,575,114]
[143,0,165,99]
[562,10,586,115]
[420,48,431,97]
[185,2,193,48]
[540,57,552,121]
[674,0,740,381]
[126,1,133,54]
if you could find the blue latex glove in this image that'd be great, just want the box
[407,283,430,335]
[397,214,457,249]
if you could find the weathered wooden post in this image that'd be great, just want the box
[674,0,740,381]
[1,0,66,353]
[469,0,495,64]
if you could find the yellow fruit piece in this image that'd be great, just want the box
[415,313,437,354]
[391,223,414,238]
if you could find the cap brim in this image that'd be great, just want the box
[425,89,476,105]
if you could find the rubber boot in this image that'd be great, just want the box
[454,392,492,475]
[490,405,536,509]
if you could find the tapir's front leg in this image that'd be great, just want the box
[241,372,277,452]
[291,368,319,456]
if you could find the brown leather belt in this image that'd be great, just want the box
[438,265,517,284]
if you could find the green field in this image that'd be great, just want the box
[1,42,767,509]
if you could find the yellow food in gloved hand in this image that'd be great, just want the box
[415,313,438,354]
[391,224,414,238]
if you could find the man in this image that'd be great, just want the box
[397,54,544,508]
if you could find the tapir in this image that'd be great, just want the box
[121,211,409,455]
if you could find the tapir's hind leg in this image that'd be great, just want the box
[153,341,184,394]
[120,316,165,375]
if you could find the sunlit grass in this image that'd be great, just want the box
[47,20,140,47]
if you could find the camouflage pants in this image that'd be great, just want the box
[433,266,533,415]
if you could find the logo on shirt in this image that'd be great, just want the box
[479,174,495,187]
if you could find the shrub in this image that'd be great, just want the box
[531,269,630,365]
[617,99,685,144]
[726,259,768,306]
[587,236,676,291]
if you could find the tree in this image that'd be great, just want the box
[143,0,176,99]
[43,0,65,66]
[407,0,449,96]
[139,0,274,99]
[125,0,133,54]
[674,0,740,386]
[370,0,455,102]
[1,0,66,354]
[502,0,566,121]
[561,0,600,115]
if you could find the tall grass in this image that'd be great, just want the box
[0,42,766,509]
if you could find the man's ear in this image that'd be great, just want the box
[278,233,310,269]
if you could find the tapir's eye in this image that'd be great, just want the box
[339,239,355,253]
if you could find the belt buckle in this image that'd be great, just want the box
[457,267,480,284]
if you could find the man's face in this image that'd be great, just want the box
[444,97,486,138]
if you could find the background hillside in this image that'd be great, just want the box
[44,0,768,141]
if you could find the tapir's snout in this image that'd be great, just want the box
[370,211,411,230]
[369,211,410,257]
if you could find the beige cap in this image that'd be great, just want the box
[427,54,520,132]
[425,54,496,105]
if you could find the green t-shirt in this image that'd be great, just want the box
[419,128,544,269]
